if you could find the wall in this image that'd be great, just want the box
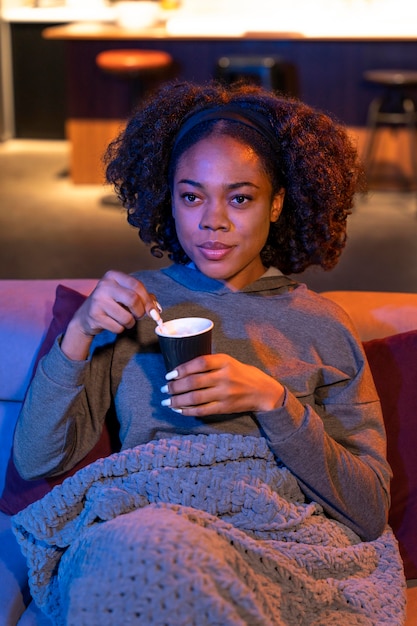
[11,22,66,138]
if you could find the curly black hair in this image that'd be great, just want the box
[105,80,364,275]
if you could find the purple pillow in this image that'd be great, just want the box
[363,329,417,580]
[0,285,119,516]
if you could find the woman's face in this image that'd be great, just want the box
[172,134,284,291]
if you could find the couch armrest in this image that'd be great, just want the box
[321,291,417,341]
[0,279,97,403]
[406,581,417,625]
[0,279,97,492]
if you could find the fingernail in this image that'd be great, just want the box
[160,384,169,393]
[171,408,183,414]
[149,308,161,323]
[155,301,163,313]
[161,398,171,407]
[165,369,178,381]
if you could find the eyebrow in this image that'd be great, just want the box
[177,179,260,189]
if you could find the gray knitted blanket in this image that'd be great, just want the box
[12,434,406,625]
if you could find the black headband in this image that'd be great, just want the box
[171,104,281,156]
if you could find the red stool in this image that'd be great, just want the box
[96,49,175,204]
[96,49,175,115]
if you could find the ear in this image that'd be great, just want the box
[270,189,285,223]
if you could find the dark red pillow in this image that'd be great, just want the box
[363,329,417,581]
[0,285,120,516]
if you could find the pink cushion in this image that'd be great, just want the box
[0,279,97,402]
[0,285,119,516]
[363,330,417,580]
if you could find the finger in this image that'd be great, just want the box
[171,387,218,410]
[165,354,222,382]
[161,371,230,415]
[103,300,138,329]
[99,271,161,320]
[80,299,135,335]
[162,394,226,417]
[164,371,218,399]
[110,271,162,316]
[161,389,219,414]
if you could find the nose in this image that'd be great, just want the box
[199,200,230,231]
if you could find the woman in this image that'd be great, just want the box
[12,81,405,625]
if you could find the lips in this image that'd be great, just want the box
[198,241,234,261]
[200,241,231,250]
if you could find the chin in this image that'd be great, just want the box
[194,259,226,276]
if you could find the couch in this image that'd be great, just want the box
[0,278,416,625]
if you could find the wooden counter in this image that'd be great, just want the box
[44,22,417,184]
[42,22,306,41]
[44,21,417,125]
[42,21,417,42]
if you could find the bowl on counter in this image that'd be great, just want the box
[115,1,160,30]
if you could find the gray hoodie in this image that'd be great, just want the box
[14,265,390,540]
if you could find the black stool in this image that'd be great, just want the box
[362,69,417,190]
[215,55,299,97]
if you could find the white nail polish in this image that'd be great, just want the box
[160,384,169,393]
[155,301,163,313]
[165,369,179,381]
[149,308,161,323]
[161,398,171,407]
[171,408,183,414]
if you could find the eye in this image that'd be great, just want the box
[181,192,199,204]
[231,194,250,206]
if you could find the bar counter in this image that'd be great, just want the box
[42,20,417,41]
[43,21,417,124]
[43,21,417,183]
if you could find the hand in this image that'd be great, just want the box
[161,354,285,416]
[61,270,160,361]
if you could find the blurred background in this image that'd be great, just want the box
[1,0,417,292]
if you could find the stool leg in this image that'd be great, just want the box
[403,98,417,192]
[362,96,383,179]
